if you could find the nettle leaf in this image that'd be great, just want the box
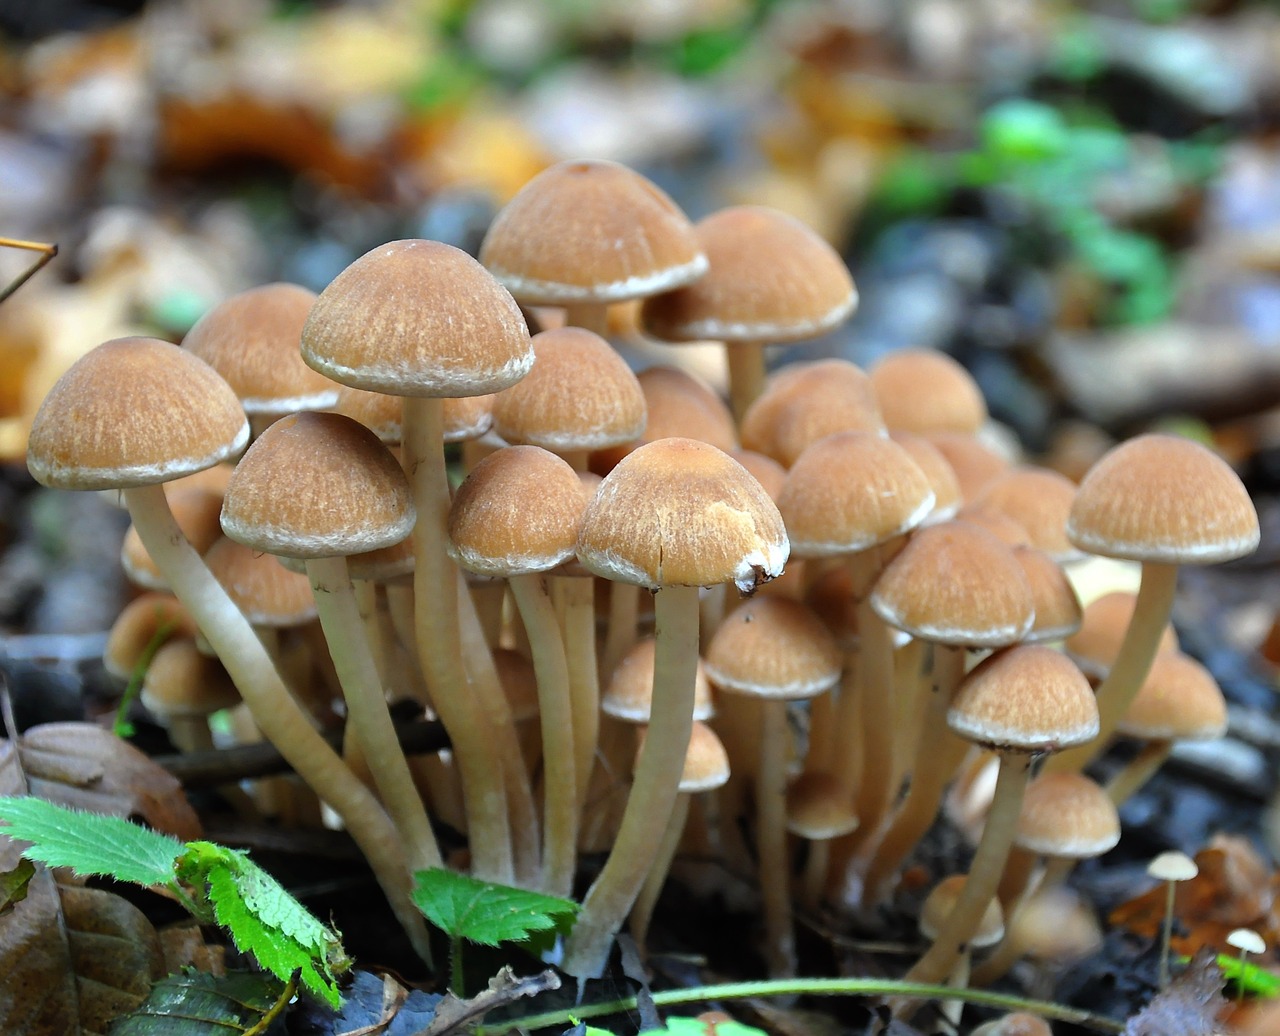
[0,796,183,887]
[412,868,579,947]
[108,969,286,1035]
[0,857,35,915]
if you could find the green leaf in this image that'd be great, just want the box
[107,968,288,1034]
[1214,953,1280,999]
[0,796,183,887]
[580,1021,768,1036]
[183,842,343,1007]
[0,857,35,915]
[412,867,579,947]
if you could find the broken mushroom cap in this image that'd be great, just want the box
[576,437,788,595]
[27,336,249,490]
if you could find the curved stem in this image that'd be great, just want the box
[123,484,432,963]
[508,573,578,896]
[307,555,442,874]
[1045,562,1178,776]
[404,395,513,882]
[629,792,691,951]
[563,584,700,979]
[1106,739,1173,808]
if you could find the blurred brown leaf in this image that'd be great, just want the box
[1122,948,1226,1036]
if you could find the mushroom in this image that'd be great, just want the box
[918,874,1005,1031]
[869,349,988,437]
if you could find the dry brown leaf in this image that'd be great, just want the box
[18,722,202,841]
[0,739,167,1035]
[1122,948,1226,1036]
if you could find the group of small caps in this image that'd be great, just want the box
[22,158,1272,1034]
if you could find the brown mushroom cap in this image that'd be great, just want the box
[479,159,707,304]
[703,597,841,700]
[576,437,788,594]
[1014,772,1120,858]
[203,535,318,627]
[491,327,645,451]
[974,468,1084,563]
[301,239,533,397]
[1065,591,1179,678]
[947,645,1099,753]
[182,283,338,415]
[641,206,856,343]
[920,875,1004,947]
[103,593,199,681]
[220,411,414,559]
[27,336,249,490]
[778,431,935,557]
[121,487,225,590]
[602,636,715,723]
[870,520,1035,648]
[636,720,730,793]
[891,431,962,522]
[786,771,860,839]
[1012,546,1083,643]
[447,445,590,577]
[871,349,987,436]
[926,432,1010,502]
[1117,651,1227,741]
[140,637,241,718]
[1067,434,1260,564]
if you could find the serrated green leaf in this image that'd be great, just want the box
[0,796,183,887]
[205,856,341,1007]
[0,856,35,915]
[1214,953,1280,998]
[665,1019,768,1036]
[412,867,579,947]
[107,968,286,1034]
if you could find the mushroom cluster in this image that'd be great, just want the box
[25,158,1261,1011]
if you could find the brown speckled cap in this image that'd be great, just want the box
[302,239,533,398]
[182,283,338,416]
[703,597,841,700]
[603,636,714,723]
[1117,651,1227,741]
[1066,591,1179,679]
[1012,545,1082,643]
[220,411,414,559]
[480,159,707,304]
[920,876,1004,946]
[578,437,787,594]
[642,206,856,343]
[1015,772,1119,858]
[27,336,249,490]
[926,432,1009,502]
[204,535,318,627]
[891,432,962,522]
[975,467,1084,563]
[492,327,645,452]
[1067,434,1260,564]
[871,349,987,436]
[447,445,590,577]
[636,721,730,793]
[948,645,1099,753]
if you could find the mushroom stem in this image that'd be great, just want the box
[554,575,600,814]
[306,555,443,874]
[800,838,832,911]
[897,752,1033,1005]
[602,582,641,678]
[758,696,796,976]
[726,342,766,423]
[563,583,701,979]
[403,395,513,882]
[1045,562,1178,776]
[848,553,896,839]
[1106,739,1173,808]
[508,572,578,896]
[123,484,432,963]
[562,302,609,336]
[629,791,691,951]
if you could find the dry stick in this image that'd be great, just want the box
[456,573,542,888]
[403,395,513,883]
[856,646,969,906]
[629,791,692,950]
[726,342,766,424]
[507,573,578,897]
[306,555,443,874]
[758,696,797,976]
[563,584,701,979]
[123,484,432,962]
[1044,562,1178,776]
[555,576,601,814]
[894,752,1034,1014]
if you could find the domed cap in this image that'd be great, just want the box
[121,487,225,590]
[492,327,645,451]
[730,450,787,502]
[1067,434,1260,564]
[891,432,962,522]
[447,445,590,577]
[577,437,788,594]
[334,387,495,445]
[603,637,714,723]
[1066,591,1179,678]
[704,597,841,700]
[203,535,318,627]
[786,771,859,839]
[103,593,198,681]
[920,875,1004,947]
[182,283,339,415]
[642,206,857,343]
[948,645,1099,753]
[636,721,730,793]
[27,336,249,490]
[1015,772,1120,858]
[141,637,241,718]
[974,468,1084,563]
[871,349,987,436]
[221,411,414,558]
[301,239,533,398]
[926,432,1009,502]
[778,431,935,557]
[1117,651,1227,741]
[870,521,1034,648]
[1012,546,1083,643]
[479,159,707,304]
[955,505,1032,549]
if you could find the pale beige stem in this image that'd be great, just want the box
[1106,739,1173,808]
[849,554,896,837]
[726,342,766,424]
[800,838,832,911]
[629,792,691,951]
[554,575,600,814]
[602,582,641,678]
[508,572,577,896]
[889,638,928,794]
[758,697,796,977]
[562,302,609,335]
[403,395,512,882]
[123,484,432,962]
[563,584,701,979]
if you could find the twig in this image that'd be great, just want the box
[0,237,57,304]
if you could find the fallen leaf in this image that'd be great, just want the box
[1123,948,1226,1036]
[423,967,561,1036]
